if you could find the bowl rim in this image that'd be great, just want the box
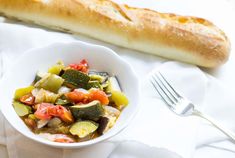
[0,41,140,148]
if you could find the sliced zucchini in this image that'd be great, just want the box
[34,74,64,93]
[86,81,102,90]
[89,74,106,83]
[62,69,90,89]
[69,121,98,138]
[13,101,32,116]
[89,71,109,80]
[14,86,34,100]
[70,100,104,121]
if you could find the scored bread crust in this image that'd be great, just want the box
[0,0,231,67]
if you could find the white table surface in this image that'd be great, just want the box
[0,0,235,157]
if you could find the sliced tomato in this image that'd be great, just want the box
[60,111,74,123]
[65,89,109,105]
[80,59,88,67]
[34,103,53,120]
[65,90,89,103]
[69,59,89,73]
[47,105,74,123]
[89,89,109,105]
[19,93,35,106]
[53,134,75,143]
[34,103,73,123]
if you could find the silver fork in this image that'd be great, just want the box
[150,71,235,142]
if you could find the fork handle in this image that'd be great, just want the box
[193,109,235,142]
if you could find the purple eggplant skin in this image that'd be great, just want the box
[97,117,109,135]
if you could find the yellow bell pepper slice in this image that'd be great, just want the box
[48,60,64,75]
[14,86,34,100]
[111,90,129,110]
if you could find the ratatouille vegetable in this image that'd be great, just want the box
[12,59,128,143]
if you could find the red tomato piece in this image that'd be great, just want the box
[65,89,109,105]
[69,59,89,73]
[47,105,74,123]
[65,90,89,104]
[35,103,74,123]
[89,89,109,105]
[80,59,88,67]
[19,93,35,106]
[34,103,53,120]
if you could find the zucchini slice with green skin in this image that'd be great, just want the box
[13,101,32,116]
[69,121,99,138]
[62,69,90,89]
[88,71,109,81]
[87,81,102,90]
[89,74,106,83]
[70,100,104,121]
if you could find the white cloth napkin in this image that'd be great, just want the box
[0,21,234,158]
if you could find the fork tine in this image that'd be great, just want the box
[153,73,178,103]
[158,72,181,98]
[150,75,176,106]
[151,71,196,117]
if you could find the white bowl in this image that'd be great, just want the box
[0,41,140,148]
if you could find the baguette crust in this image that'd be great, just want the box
[0,0,230,67]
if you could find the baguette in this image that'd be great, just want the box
[0,0,230,67]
